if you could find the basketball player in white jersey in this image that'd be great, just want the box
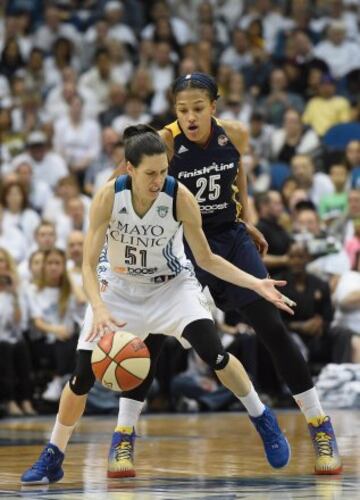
[21,125,294,485]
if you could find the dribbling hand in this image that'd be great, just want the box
[255,278,296,315]
[85,304,127,342]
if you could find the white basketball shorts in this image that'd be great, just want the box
[77,269,213,351]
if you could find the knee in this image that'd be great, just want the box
[68,351,95,395]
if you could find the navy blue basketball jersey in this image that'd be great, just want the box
[166,118,240,234]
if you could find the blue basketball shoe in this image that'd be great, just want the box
[21,443,64,484]
[250,406,291,468]
[107,426,136,478]
[308,416,342,475]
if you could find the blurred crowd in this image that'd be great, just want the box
[0,0,360,417]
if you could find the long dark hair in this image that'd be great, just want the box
[123,124,166,167]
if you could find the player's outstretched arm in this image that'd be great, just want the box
[177,184,295,315]
[83,181,126,341]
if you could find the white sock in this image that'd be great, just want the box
[117,397,144,429]
[293,387,325,421]
[238,384,265,417]
[50,415,76,453]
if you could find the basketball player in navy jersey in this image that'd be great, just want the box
[108,74,342,476]
[22,125,294,485]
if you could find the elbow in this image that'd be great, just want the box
[195,253,213,271]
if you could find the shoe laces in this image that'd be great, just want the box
[114,434,133,462]
[31,447,57,472]
[254,412,280,445]
[314,431,333,457]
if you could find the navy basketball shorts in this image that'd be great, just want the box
[188,222,268,311]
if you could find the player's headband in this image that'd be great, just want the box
[172,73,219,100]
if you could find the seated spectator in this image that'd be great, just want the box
[12,130,68,190]
[13,160,52,213]
[0,37,24,80]
[26,249,80,402]
[103,0,137,50]
[261,67,304,127]
[346,140,360,189]
[84,128,120,196]
[271,108,320,164]
[112,94,151,136]
[42,175,91,224]
[319,163,349,223]
[0,247,36,416]
[1,180,41,247]
[332,250,360,363]
[302,74,351,136]
[330,189,360,243]
[291,154,333,207]
[256,191,292,275]
[66,231,87,329]
[280,242,356,365]
[18,221,57,281]
[248,111,273,167]
[344,218,360,269]
[98,83,126,128]
[220,28,252,72]
[93,141,125,193]
[53,94,101,189]
[43,37,81,91]
[0,204,27,263]
[219,91,253,125]
[293,204,350,287]
[55,196,89,247]
[313,21,360,80]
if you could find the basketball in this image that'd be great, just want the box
[91,331,151,392]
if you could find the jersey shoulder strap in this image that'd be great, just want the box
[114,174,129,193]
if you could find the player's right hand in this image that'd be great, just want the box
[86,304,126,342]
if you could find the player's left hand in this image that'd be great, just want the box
[255,278,296,315]
[244,223,268,257]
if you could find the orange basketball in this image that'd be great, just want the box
[91,331,150,392]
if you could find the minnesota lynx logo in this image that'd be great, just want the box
[157,206,168,218]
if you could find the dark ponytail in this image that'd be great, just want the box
[123,124,166,167]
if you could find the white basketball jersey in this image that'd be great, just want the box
[106,175,191,283]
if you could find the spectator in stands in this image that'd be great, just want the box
[43,175,91,224]
[291,154,333,207]
[293,204,350,287]
[33,5,81,54]
[271,108,320,164]
[13,160,52,213]
[302,73,351,136]
[346,140,360,189]
[112,93,151,136]
[43,37,81,91]
[319,164,349,223]
[261,68,304,127]
[0,204,27,263]
[27,249,44,285]
[256,191,292,276]
[99,83,126,127]
[0,247,35,416]
[26,248,80,402]
[105,39,133,87]
[1,180,40,247]
[330,189,360,243]
[53,94,101,189]
[248,111,273,168]
[280,242,356,365]
[24,48,45,94]
[84,128,120,196]
[220,28,252,72]
[103,0,137,50]
[313,21,360,80]
[0,37,24,80]
[332,250,360,363]
[66,230,87,329]
[12,130,68,190]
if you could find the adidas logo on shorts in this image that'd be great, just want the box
[216,354,224,365]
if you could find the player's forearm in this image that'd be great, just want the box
[235,164,250,222]
[198,253,260,291]
[82,263,104,310]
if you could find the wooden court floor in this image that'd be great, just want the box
[0,410,359,499]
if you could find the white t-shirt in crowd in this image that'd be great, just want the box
[333,271,360,333]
